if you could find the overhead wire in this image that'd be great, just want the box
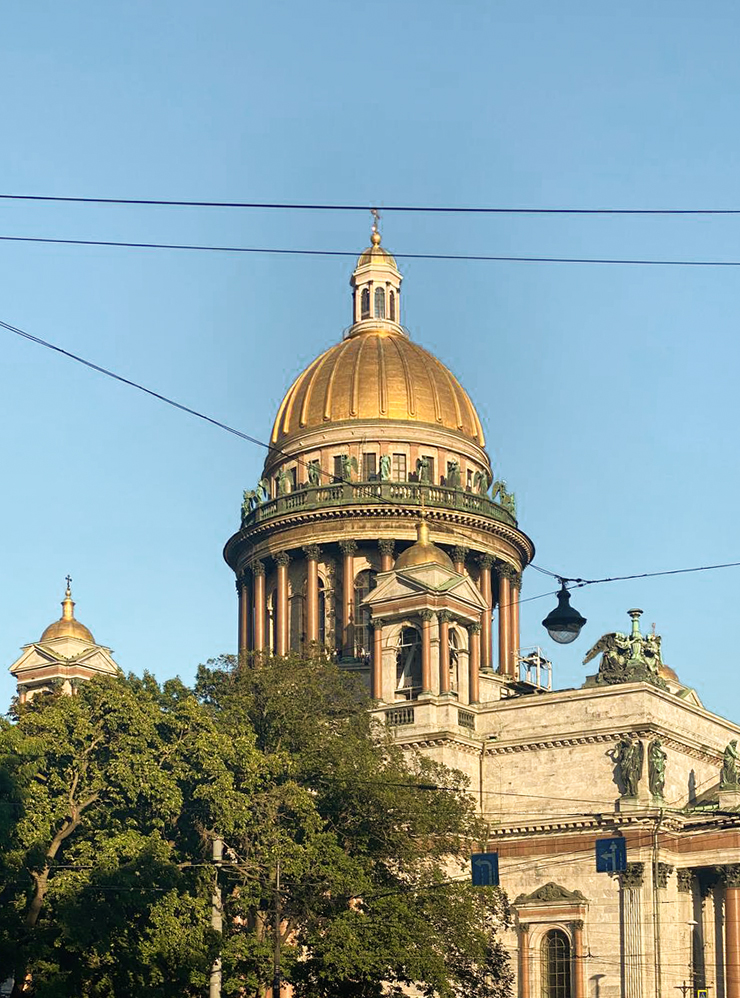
[4,193,740,214]
[5,314,740,607]
[5,232,740,267]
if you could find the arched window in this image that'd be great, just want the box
[449,628,460,692]
[396,627,422,698]
[541,929,572,998]
[374,286,386,319]
[389,290,396,321]
[361,287,370,319]
[354,569,377,658]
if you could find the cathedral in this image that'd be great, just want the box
[10,225,740,998]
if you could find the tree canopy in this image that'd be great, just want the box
[0,655,512,998]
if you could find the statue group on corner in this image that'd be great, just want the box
[612,736,666,799]
[721,739,740,789]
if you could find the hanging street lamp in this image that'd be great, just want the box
[542,582,587,644]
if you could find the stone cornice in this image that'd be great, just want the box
[482,726,725,766]
[225,503,534,569]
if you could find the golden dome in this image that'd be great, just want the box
[270,326,486,447]
[659,663,680,684]
[40,584,95,644]
[395,520,455,571]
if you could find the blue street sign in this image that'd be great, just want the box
[471,852,499,887]
[595,836,626,873]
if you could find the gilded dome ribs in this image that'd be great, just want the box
[350,335,367,417]
[377,336,388,415]
[389,333,415,418]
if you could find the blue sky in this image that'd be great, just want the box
[2,1,740,716]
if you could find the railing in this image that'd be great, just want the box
[457,709,476,730]
[241,481,516,529]
[386,706,416,727]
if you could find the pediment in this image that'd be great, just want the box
[513,882,588,906]
[364,566,486,612]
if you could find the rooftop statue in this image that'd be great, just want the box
[491,479,516,516]
[446,459,461,489]
[379,454,391,482]
[721,740,740,789]
[583,609,668,690]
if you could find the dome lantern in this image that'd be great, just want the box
[349,212,403,333]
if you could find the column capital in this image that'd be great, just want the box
[718,864,740,888]
[369,618,384,631]
[478,553,495,570]
[452,544,468,562]
[619,862,645,889]
[303,544,321,560]
[469,622,482,635]
[571,919,584,931]
[656,863,673,889]
[251,559,266,577]
[518,922,530,934]
[339,539,358,556]
[677,869,693,893]
[420,609,435,622]
[274,551,291,568]
[378,538,395,556]
[437,609,452,624]
[497,561,519,583]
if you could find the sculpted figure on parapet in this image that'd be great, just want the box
[613,737,644,797]
[721,739,740,789]
[583,612,667,690]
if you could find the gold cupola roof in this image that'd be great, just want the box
[395,520,455,571]
[40,581,95,644]
[270,225,485,449]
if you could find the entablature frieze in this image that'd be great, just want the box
[482,727,724,766]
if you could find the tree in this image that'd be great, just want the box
[0,674,264,997]
[196,653,513,998]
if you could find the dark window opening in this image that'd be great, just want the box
[361,287,370,319]
[374,286,386,319]
[354,569,377,658]
[392,453,407,482]
[362,453,377,481]
[541,929,572,998]
[389,290,396,321]
[396,627,422,698]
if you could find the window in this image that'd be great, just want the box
[288,467,297,492]
[374,286,386,318]
[392,453,407,482]
[541,930,572,998]
[318,578,326,646]
[449,629,460,692]
[361,287,370,318]
[396,627,422,697]
[354,569,377,658]
[333,455,344,482]
[362,453,377,481]
[389,290,396,321]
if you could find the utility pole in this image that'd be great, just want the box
[272,856,282,998]
[675,983,692,998]
[210,837,223,998]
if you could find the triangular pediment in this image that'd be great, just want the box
[365,565,487,613]
[513,882,588,906]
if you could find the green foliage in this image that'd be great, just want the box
[0,657,512,998]
[196,653,513,998]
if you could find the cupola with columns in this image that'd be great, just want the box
[9,579,121,702]
[224,224,536,724]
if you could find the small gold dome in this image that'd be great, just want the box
[660,663,680,684]
[395,520,455,571]
[271,327,485,447]
[40,584,95,644]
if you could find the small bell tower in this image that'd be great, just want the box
[348,211,404,334]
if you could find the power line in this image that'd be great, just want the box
[5,314,740,606]
[5,233,740,268]
[4,193,740,215]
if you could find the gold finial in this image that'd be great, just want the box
[62,576,75,620]
[417,518,430,546]
[370,208,381,245]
